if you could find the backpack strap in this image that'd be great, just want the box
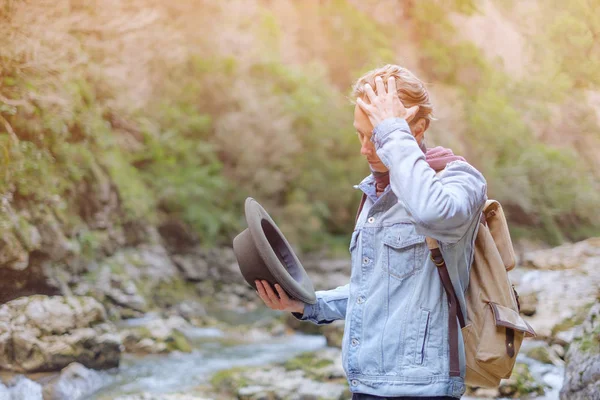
[426,236,465,377]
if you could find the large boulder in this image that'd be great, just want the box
[521,237,600,270]
[0,295,122,372]
[510,237,600,339]
[559,302,600,399]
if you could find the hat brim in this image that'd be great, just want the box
[244,197,316,304]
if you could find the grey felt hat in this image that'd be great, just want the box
[232,197,317,305]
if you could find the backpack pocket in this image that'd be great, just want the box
[475,301,536,378]
[381,223,426,281]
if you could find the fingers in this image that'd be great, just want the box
[255,280,273,307]
[375,76,386,97]
[262,280,281,305]
[363,82,377,104]
[255,279,283,310]
[356,97,371,115]
[274,283,291,303]
[387,76,397,100]
[405,105,420,122]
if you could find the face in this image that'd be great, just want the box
[353,102,388,172]
[353,96,427,173]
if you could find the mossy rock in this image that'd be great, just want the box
[165,329,192,353]
[499,363,547,397]
[525,346,553,364]
[210,366,253,393]
[147,278,199,309]
[551,301,597,337]
[282,350,335,381]
[572,320,600,354]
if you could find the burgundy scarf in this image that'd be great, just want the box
[372,146,466,197]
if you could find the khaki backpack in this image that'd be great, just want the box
[427,199,536,388]
[355,195,537,388]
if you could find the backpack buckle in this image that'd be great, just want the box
[430,251,445,267]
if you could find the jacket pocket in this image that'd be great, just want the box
[414,308,431,365]
[381,223,426,281]
[475,301,536,378]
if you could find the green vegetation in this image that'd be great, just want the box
[500,363,547,397]
[525,346,553,364]
[283,351,334,373]
[551,301,596,337]
[209,366,252,392]
[1,0,599,258]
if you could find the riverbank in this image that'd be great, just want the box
[1,230,598,399]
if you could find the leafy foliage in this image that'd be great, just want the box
[1,0,598,256]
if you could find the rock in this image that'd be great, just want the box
[517,291,538,316]
[1,376,43,400]
[0,230,29,271]
[76,162,119,230]
[510,237,600,338]
[119,315,192,354]
[0,204,79,303]
[0,295,122,372]
[282,348,345,381]
[34,206,80,262]
[96,265,148,312]
[157,218,199,253]
[113,393,215,400]
[83,244,181,314]
[107,244,179,284]
[322,321,344,348]
[172,254,209,281]
[551,343,565,359]
[524,342,564,366]
[210,357,348,400]
[172,300,208,322]
[43,362,110,400]
[521,237,600,270]
[559,302,600,400]
[498,363,547,397]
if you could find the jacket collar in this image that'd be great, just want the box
[353,173,392,203]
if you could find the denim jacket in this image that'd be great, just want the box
[291,117,487,398]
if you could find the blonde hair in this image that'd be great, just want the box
[351,64,435,131]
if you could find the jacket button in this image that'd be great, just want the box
[351,338,359,346]
[367,217,375,223]
[362,257,370,265]
[351,379,358,386]
[357,296,365,304]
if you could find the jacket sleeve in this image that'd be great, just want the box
[290,283,349,325]
[371,117,487,244]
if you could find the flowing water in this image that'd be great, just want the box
[2,312,564,399]
[89,320,327,399]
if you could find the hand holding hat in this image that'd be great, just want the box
[255,279,305,314]
[233,197,317,305]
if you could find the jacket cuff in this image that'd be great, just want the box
[370,117,412,150]
[290,302,318,321]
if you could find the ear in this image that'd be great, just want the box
[411,118,427,144]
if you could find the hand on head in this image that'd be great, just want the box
[255,279,305,314]
[356,76,420,129]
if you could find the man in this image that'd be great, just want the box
[255,64,487,399]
